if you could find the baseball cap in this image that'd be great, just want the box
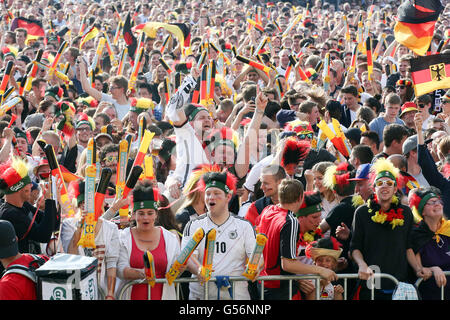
[0,220,19,259]
[402,134,418,155]
[349,163,372,181]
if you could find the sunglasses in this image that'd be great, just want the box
[103,155,118,163]
[298,133,313,140]
[396,86,405,89]
[375,180,395,187]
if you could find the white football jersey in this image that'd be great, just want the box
[182,213,256,300]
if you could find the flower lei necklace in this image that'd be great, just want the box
[299,228,323,247]
[368,194,404,229]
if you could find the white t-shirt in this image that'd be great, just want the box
[182,213,255,300]
[101,93,130,121]
[422,114,436,131]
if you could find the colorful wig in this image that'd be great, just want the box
[0,157,31,194]
[281,138,311,167]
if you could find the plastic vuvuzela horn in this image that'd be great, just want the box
[44,144,75,217]
[118,165,144,228]
[166,227,205,285]
[199,228,216,282]
[78,164,97,248]
[242,233,267,281]
[94,167,112,221]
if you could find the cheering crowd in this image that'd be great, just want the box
[0,0,449,301]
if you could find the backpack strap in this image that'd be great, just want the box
[2,254,49,283]
[3,265,37,283]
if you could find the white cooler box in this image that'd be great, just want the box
[36,253,98,300]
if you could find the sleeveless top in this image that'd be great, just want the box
[130,228,167,300]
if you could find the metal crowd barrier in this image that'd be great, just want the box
[116,273,400,300]
[414,271,450,300]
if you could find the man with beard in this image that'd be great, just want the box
[399,102,419,133]
[75,115,95,152]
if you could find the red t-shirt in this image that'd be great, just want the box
[0,255,39,300]
[257,205,299,289]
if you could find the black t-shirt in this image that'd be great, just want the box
[350,204,414,289]
[175,205,199,233]
[325,196,356,257]
[0,200,57,254]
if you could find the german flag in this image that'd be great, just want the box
[410,53,450,97]
[11,17,45,43]
[394,0,444,56]
[79,25,99,49]
[140,22,191,56]
[123,12,138,60]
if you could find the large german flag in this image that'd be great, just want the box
[410,53,450,97]
[138,22,191,56]
[394,0,443,56]
[123,12,138,60]
[11,17,45,43]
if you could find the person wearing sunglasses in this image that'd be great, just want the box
[350,158,425,300]
[409,187,450,300]
[415,94,436,132]
[395,79,414,105]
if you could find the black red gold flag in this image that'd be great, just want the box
[79,25,99,49]
[140,22,191,56]
[123,12,138,60]
[410,53,450,97]
[394,0,444,56]
[11,17,45,41]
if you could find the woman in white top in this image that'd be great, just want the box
[116,181,181,300]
